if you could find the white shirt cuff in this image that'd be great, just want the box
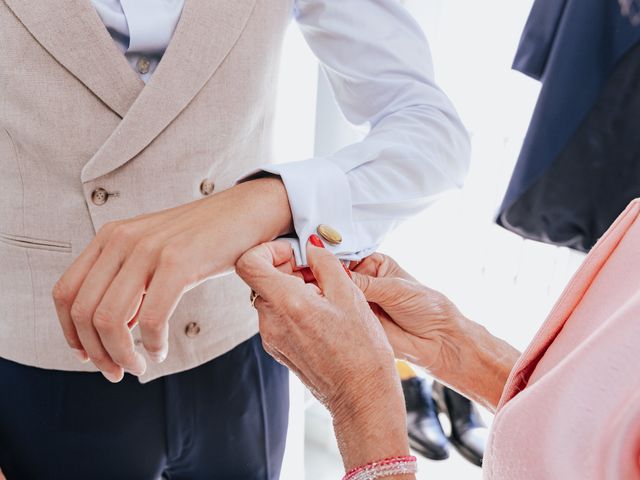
[237,158,359,265]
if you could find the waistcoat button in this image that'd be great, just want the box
[91,188,109,206]
[137,57,151,75]
[200,179,215,196]
[185,322,201,338]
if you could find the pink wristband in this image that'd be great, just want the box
[342,455,418,480]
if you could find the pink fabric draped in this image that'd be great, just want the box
[485,199,640,479]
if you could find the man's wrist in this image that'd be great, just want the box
[196,176,294,275]
[222,176,294,240]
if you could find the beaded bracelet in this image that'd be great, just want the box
[342,455,417,480]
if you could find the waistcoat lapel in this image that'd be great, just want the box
[497,199,640,410]
[4,0,144,118]
[80,0,258,183]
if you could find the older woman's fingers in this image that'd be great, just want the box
[377,314,422,363]
[350,271,391,304]
[297,267,317,284]
[275,263,306,282]
[274,260,297,276]
[236,240,303,302]
[353,253,416,282]
[350,271,374,296]
[305,241,353,299]
[350,272,402,306]
[351,254,385,277]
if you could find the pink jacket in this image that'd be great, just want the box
[485,199,640,480]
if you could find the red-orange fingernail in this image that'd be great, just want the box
[300,267,316,283]
[342,264,353,279]
[309,234,325,248]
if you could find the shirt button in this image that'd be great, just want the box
[316,224,342,245]
[200,179,215,196]
[137,57,151,75]
[134,338,143,346]
[91,188,109,206]
[184,322,201,338]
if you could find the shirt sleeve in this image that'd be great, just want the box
[239,0,470,265]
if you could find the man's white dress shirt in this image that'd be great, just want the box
[91,0,470,263]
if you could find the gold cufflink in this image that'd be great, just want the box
[316,224,342,245]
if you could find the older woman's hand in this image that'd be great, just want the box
[351,253,520,411]
[349,254,464,370]
[235,239,411,471]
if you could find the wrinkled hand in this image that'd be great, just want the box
[352,253,521,411]
[52,178,291,382]
[236,239,410,469]
[236,239,397,413]
[351,253,465,371]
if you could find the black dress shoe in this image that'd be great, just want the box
[432,381,487,467]
[401,376,449,461]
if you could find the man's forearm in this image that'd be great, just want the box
[207,177,294,275]
[52,175,295,379]
[236,176,294,239]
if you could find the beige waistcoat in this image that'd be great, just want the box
[0,0,292,382]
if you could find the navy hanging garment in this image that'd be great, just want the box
[497,0,640,252]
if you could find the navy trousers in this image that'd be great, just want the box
[0,334,289,480]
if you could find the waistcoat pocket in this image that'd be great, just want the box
[0,232,71,253]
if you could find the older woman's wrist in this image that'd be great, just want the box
[426,313,520,412]
[330,362,411,471]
